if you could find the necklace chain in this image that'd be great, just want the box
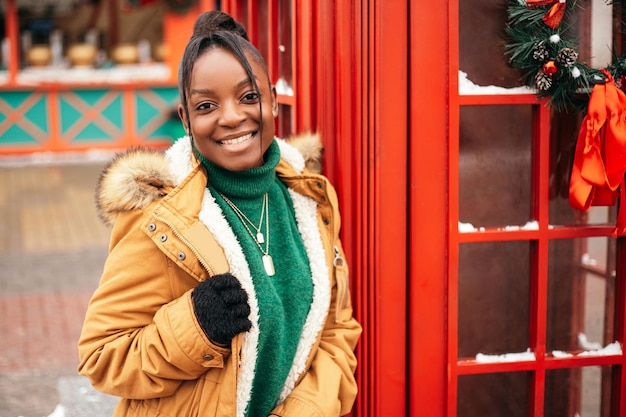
[221,193,266,244]
[219,192,275,276]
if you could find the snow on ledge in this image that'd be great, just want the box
[551,350,574,358]
[475,349,536,363]
[578,332,603,350]
[503,220,539,231]
[581,253,598,266]
[475,342,622,364]
[578,342,622,357]
[459,71,535,95]
[552,340,622,358]
[458,220,539,232]
[458,222,484,232]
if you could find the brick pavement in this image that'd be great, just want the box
[0,155,115,417]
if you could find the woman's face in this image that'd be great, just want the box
[179,47,277,171]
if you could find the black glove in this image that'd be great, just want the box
[192,273,252,345]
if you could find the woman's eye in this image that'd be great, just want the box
[196,102,215,111]
[242,92,259,102]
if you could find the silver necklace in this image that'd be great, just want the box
[219,192,275,277]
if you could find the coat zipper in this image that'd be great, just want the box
[152,214,217,277]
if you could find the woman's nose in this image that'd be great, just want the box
[219,101,246,126]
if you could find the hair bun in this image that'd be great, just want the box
[192,11,249,41]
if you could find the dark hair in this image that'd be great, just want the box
[192,10,249,41]
[178,11,270,137]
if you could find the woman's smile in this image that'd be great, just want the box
[217,131,256,146]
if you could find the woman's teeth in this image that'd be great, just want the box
[220,133,253,145]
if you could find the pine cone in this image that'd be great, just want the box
[535,70,552,91]
[533,43,549,62]
[557,48,578,67]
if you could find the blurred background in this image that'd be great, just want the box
[0,1,200,415]
[0,156,116,416]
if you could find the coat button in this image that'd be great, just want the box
[160,234,167,242]
[316,181,323,188]
[323,218,330,225]
[148,223,156,232]
[203,354,214,361]
[177,252,186,260]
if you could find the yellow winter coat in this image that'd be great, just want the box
[77,135,361,417]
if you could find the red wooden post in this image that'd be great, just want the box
[5,0,19,85]
[327,0,409,415]
[409,0,449,415]
[162,0,216,84]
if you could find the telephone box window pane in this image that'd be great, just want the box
[459,105,532,229]
[277,0,292,93]
[459,0,525,88]
[545,366,612,417]
[548,112,616,226]
[255,0,269,61]
[277,104,292,138]
[458,241,530,358]
[457,372,530,417]
[547,238,615,353]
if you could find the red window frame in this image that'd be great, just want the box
[429,1,626,416]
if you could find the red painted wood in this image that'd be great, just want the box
[408,0,450,411]
[445,0,459,415]
[314,1,410,415]
[529,103,551,417]
[46,89,61,152]
[294,0,312,131]
[376,0,409,411]
[163,2,214,84]
[615,240,626,416]
[5,0,18,84]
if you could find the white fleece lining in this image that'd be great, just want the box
[165,136,331,416]
[278,189,331,403]
[165,136,194,184]
[276,137,306,173]
[198,190,260,417]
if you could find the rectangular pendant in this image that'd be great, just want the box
[262,255,275,276]
[256,232,264,244]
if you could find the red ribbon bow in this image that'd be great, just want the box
[526,0,567,29]
[569,70,626,236]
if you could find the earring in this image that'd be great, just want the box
[272,108,278,117]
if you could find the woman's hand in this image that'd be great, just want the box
[192,273,252,345]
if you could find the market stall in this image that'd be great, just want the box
[0,0,209,154]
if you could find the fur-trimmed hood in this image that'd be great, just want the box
[95,132,323,226]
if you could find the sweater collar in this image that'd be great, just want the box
[195,139,280,199]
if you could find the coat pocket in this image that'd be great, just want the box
[118,376,216,417]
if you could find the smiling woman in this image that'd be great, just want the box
[179,46,277,171]
[77,9,361,417]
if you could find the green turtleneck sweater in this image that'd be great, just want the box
[197,139,314,417]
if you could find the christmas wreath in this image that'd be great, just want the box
[506,0,626,112]
[506,0,626,236]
